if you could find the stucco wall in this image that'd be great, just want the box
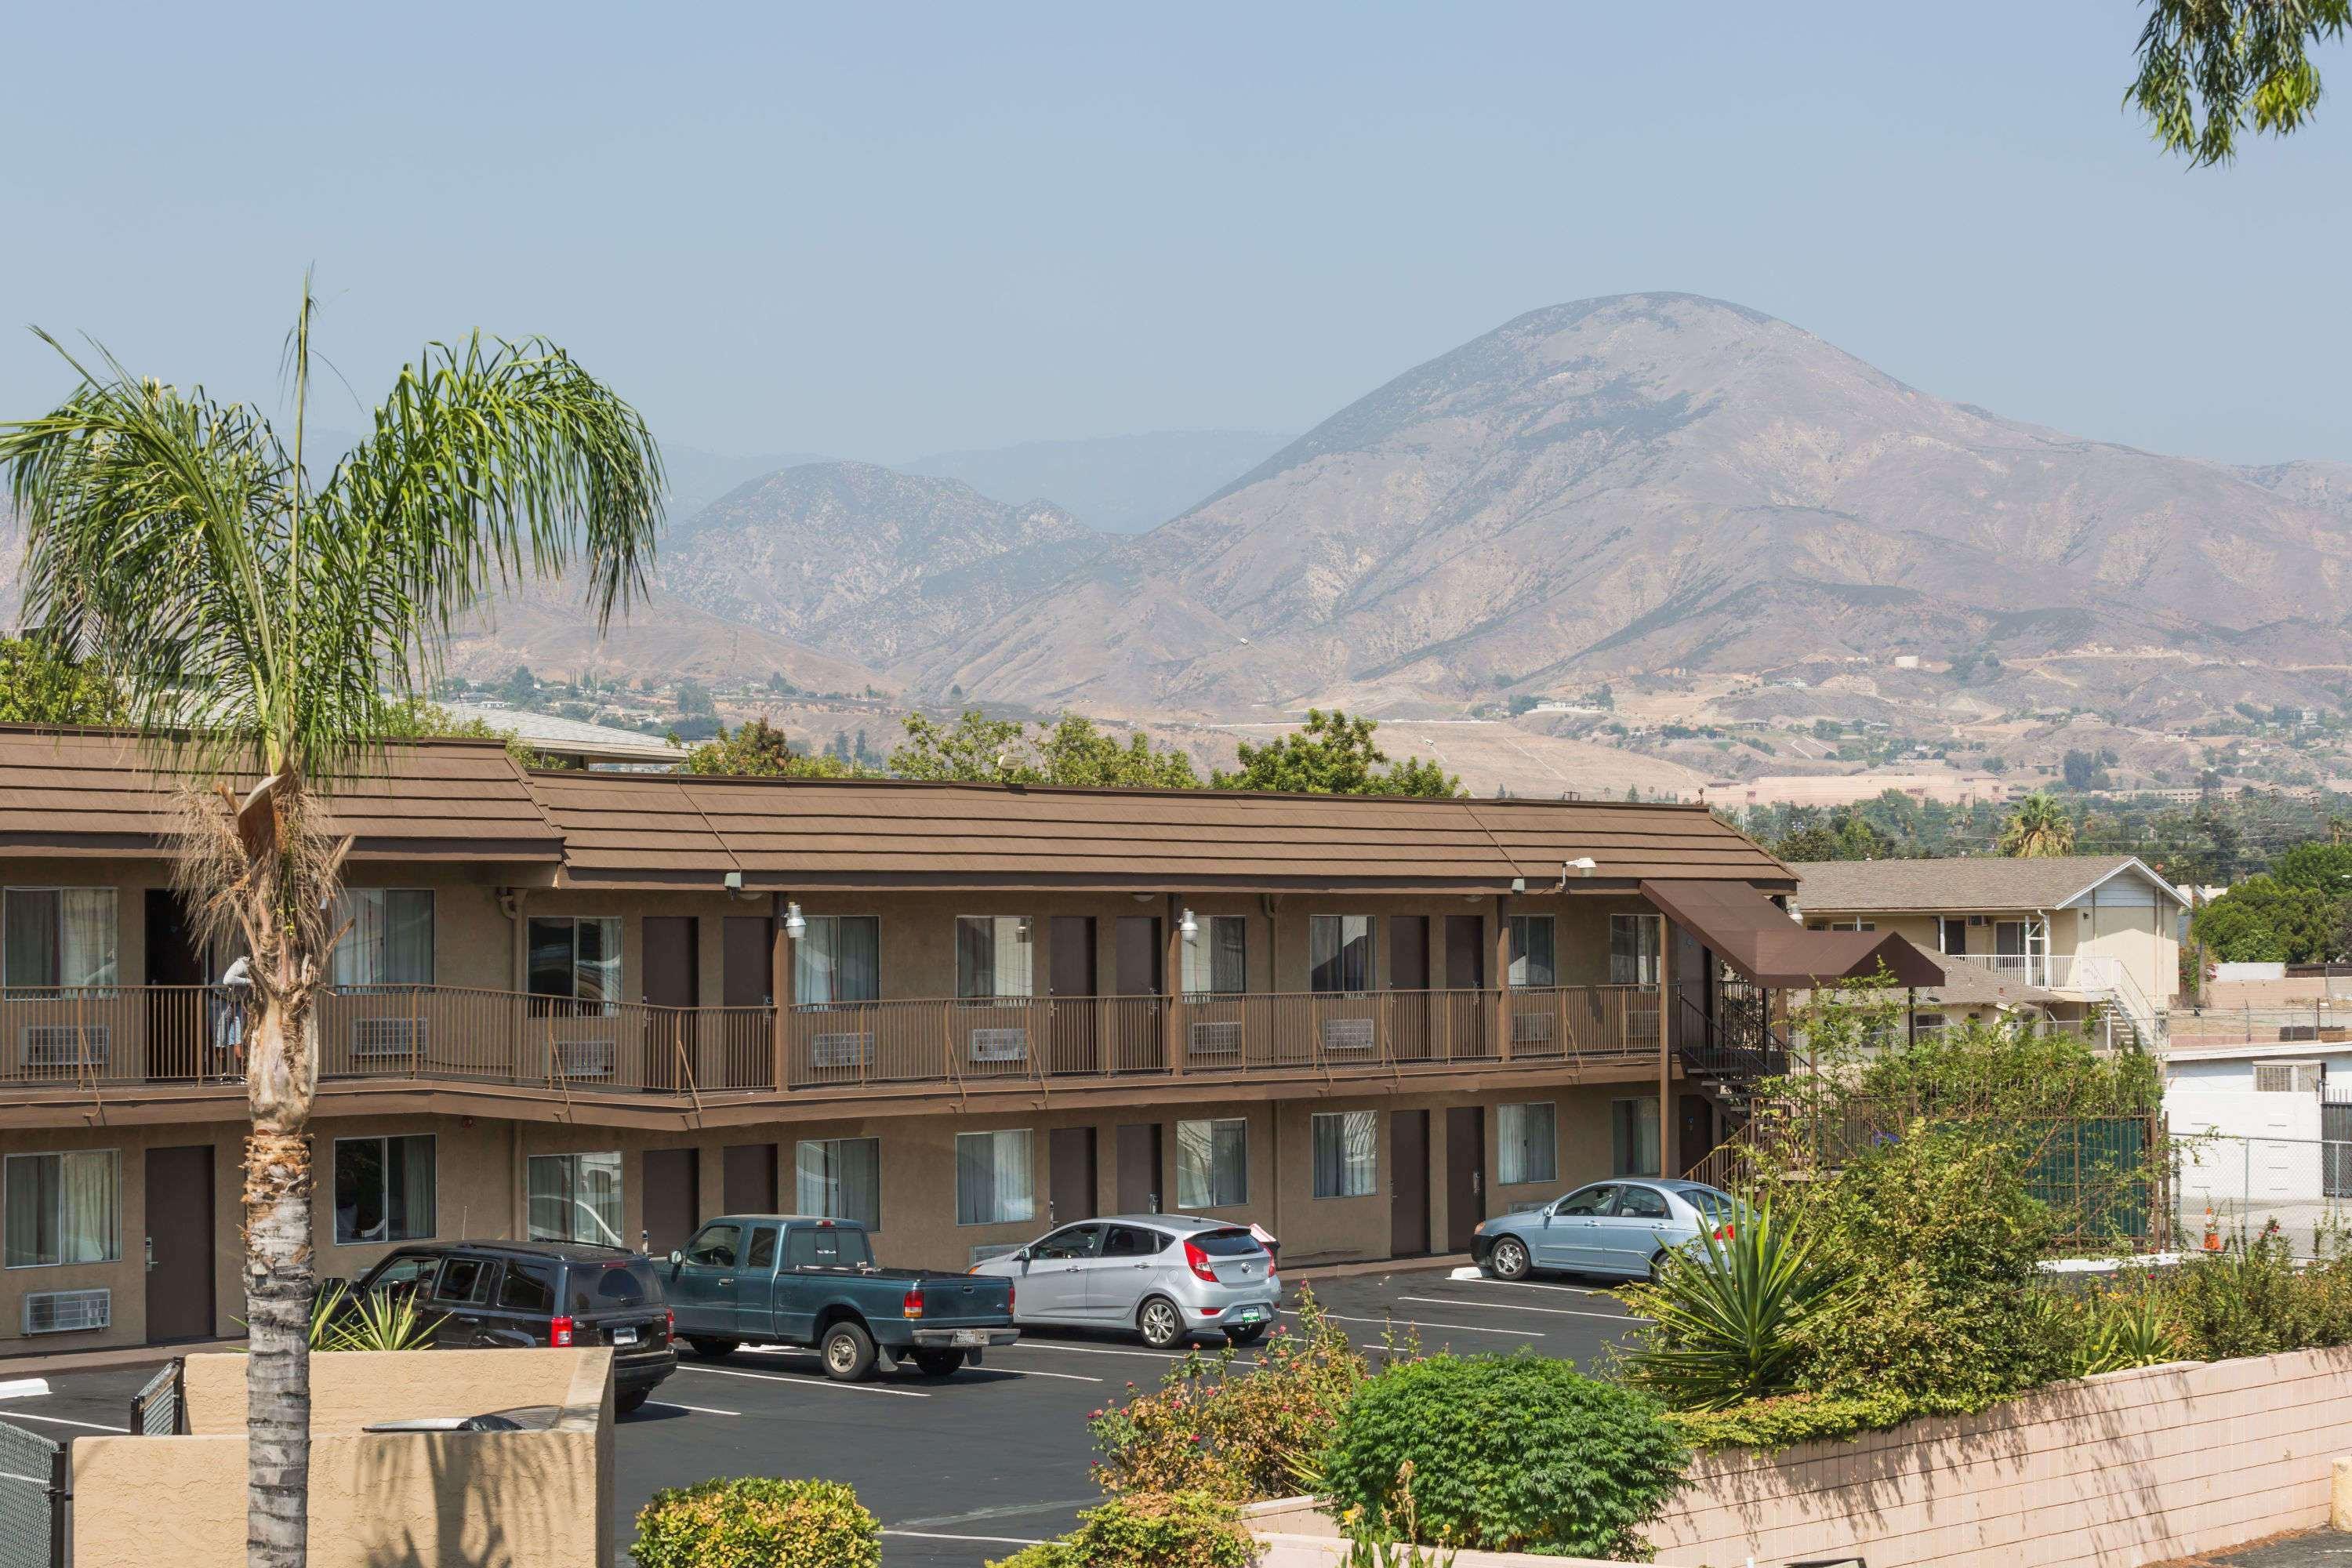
[77,1348,612,1567]
[1646,1348,2352,1568]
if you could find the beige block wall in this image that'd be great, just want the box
[1646,1348,2352,1568]
[78,1348,612,1568]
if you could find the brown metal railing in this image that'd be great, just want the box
[0,983,1668,1099]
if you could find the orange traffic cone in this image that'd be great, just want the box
[2203,1206,2221,1252]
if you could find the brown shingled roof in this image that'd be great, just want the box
[1789,855,2182,914]
[0,727,561,862]
[528,771,1793,892]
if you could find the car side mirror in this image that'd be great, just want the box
[667,1250,683,1267]
[1014,1249,1031,1265]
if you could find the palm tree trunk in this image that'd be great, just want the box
[245,996,314,1567]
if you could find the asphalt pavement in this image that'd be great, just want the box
[0,1261,1649,1568]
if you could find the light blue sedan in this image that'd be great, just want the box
[1470,1179,1737,1283]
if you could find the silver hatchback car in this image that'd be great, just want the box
[970,1214,1281,1348]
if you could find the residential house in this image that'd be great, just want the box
[1788,855,2187,1050]
[0,727,1926,1354]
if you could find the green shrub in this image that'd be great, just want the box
[2156,1235,2352,1359]
[986,1493,1256,1568]
[1621,1200,1829,1410]
[1320,1353,1687,1559]
[1088,1290,1375,1501]
[631,1476,880,1568]
[1664,1386,1946,1451]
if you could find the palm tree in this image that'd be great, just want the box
[0,281,662,1568]
[1998,791,2077,858]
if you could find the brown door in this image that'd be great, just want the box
[1389,1109,1430,1258]
[1049,1125,1098,1225]
[143,890,209,1081]
[1116,1123,1162,1214]
[1679,1094,1715,1179]
[1048,916,1098,1075]
[1445,1106,1485,1252]
[722,916,771,1007]
[642,1148,700,1255]
[1113,916,1161,1073]
[1446,915,1486,1056]
[1389,916,1430,1062]
[643,916,699,1090]
[144,1145,215,1342]
[722,1142,776,1214]
[720,915,772,1090]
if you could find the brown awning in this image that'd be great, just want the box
[1639,878,1944,989]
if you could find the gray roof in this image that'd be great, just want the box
[437,701,686,766]
[1917,953,2058,1011]
[1789,855,2183,915]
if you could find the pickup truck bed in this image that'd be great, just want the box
[663,1214,1017,1381]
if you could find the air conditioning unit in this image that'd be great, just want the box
[809,1031,874,1069]
[552,1039,615,1080]
[350,1017,426,1060]
[1321,1018,1377,1052]
[25,1287,111,1334]
[967,1027,1028,1063]
[1968,915,1988,927]
[1189,1022,1242,1055]
[21,1023,111,1071]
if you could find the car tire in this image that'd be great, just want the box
[1224,1324,1268,1348]
[1647,1249,1668,1285]
[911,1348,966,1377]
[1137,1296,1185,1349]
[821,1320,878,1382]
[687,1337,739,1361]
[1487,1237,1531,1281]
[614,1388,650,1416]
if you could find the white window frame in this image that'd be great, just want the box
[954,1128,1036,1226]
[2254,1061,2323,1094]
[796,1136,883,1230]
[1175,1117,1249,1208]
[1312,1110,1378,1199]
[3,1149,122,1269]
[1497,1102,1558,1186]
[2,887,119,994]
[332,1134,438,1245]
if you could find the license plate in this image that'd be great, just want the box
[611,1327,639,1346]
[1229,1306,1267,1323]
[952,1329,990,1347]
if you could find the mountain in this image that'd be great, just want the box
[660,443,837,521]
[927,292,2352,717]
[900,430,1297,534]
[656,461,1112,671]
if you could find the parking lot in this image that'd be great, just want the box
[1,1263,1646,1567]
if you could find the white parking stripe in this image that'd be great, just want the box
[990,1367,1105,1383]
[641,1400,741,1416]
[1282,1308,1540,1338]
[1395,1294,1649,1323]
[884,1530,1047,1546]
[0,1410,126,1432]
[677,1365,931,1399]
[1449,1272,1613,1297]
[1000,1341,1255,1367]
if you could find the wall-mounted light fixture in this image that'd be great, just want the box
[1179,908,1200,943]
[1567,856,1597,878]
[783,901,808,940]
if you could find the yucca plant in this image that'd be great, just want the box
[1621,1202,1834,1410]
[324,1284,444,1353]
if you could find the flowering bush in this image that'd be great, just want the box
[1087,1290,1382,1501]
[630,1476,880,1568]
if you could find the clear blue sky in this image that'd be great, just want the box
[2,2,2346,466]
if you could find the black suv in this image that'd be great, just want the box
[343,1240,677,1414]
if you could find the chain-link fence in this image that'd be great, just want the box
[2172,1132,2352,1258]
[0,1417,65,1568]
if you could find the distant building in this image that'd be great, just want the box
[1697,772,2014,810]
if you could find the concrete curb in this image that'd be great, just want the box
[0,1377,53,1399]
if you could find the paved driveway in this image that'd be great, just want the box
[1,1263,1648,1567]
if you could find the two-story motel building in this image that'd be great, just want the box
[0,726,1929,1354]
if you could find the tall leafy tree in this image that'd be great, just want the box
[0,631,125,724]
[1998,792,2077,858]
[0,284,662,1568]
[683,717,864,777]
[2130,0,2349,165]
[888,709,1202,788]
[1210,707,1462,797]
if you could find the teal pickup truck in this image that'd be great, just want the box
[663,1215,1018,1381]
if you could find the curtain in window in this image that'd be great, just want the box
[1508,916,1555,989]
[526,1155,566,1240]
[797,1138,881,1228]
[577,920,621,1009]
[385,891,434,985]
[956,1130,1032,1224]
[1497,1102,1557,1185]
[4,1155,55,1265]
[527,1151,622,1244]
[390,1134,436,1240]
[956,917,1031,1000]
[25,1151,121,1265]
[4,889,59,992]
[579,1150,622,1243]
[1609,915,1658,986]
[330,891,386,989]
[336,1137,386,1243]
[61,890,117,989]
[1312,1112,1376,1198]
[1174,1119,1246,1208]
[1183,916,1249,996]
[797,917,880,1006]
[1309,916,1373,994]
[1611,1098,1661,1176]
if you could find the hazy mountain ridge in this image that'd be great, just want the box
[923,293,2352,715]
[902,429,1298,534]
